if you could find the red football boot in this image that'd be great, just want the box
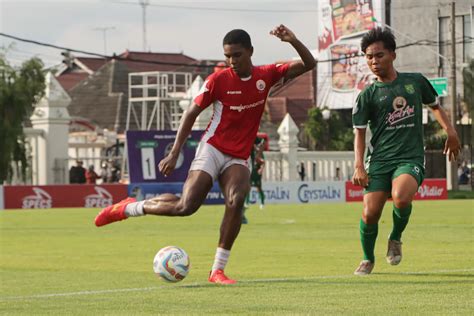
[94,197,136,227]
[208,269,237,285]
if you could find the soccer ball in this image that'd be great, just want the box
[153,246,190,282]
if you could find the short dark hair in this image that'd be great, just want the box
[361,27,396,53]
[223,29,252,49]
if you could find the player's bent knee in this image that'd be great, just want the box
[362,208,380,224]
[392,191,413,209]
[226,193,246,212]
[393,198,412,209]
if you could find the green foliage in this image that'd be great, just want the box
[0,54,45,183]
[0,201,472,314]
[424,116,447,150]
[304,107,353,150]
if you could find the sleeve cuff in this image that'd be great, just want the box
[426,97,439,108]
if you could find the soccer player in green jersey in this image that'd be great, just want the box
[352,27,461,275]
[250,137,266,209]
[242,137,266,224]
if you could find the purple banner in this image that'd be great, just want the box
[126,130,203,183]
[128,182,225,205]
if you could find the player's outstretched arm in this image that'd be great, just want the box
[352,128,369,187]
[270,24,316,81]
[429,105,461,161]
[159,104,203,176]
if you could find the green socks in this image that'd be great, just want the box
[258,190,265,205]
[359,204,412,262]
[360,219,378,263]
[389,204,412,242]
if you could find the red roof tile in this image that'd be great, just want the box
[265,69,316,126]
[117,51,197,72]
[56,72,89,91]
[75,57,108,71]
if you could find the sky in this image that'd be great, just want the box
[0,0,319,68]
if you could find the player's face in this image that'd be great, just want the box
[223,43,253,77]
[364,41,396,79]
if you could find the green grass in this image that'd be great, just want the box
[448,189,474,199]
[1,200,473,315]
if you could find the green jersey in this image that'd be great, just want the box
[352,72,438,166]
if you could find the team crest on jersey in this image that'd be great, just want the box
[256,80,266,91]
[405,84,415,94]
[386,96,415,126]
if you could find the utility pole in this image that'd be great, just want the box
[139,0,150,51]
[449,1,458,191]
[93,27,115,55]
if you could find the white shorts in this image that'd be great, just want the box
[189,142,250,181]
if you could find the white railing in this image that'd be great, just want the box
[264,151,353,182]
[22,127,44,185]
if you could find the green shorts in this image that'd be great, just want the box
[364,161,425,194]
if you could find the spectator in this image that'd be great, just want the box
[106,160,121,183]
[458,161,470,185]
[100,161,108,183]
[86,165,100,184]
[69,160,86,184]
[297,162,306,181]
[335,167,342,181]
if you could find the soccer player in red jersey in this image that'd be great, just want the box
[95,25,316,284]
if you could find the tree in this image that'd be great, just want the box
[424,116,447,150]
[304,107,354,150]
[0,54,45,183]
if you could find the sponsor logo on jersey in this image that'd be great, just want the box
[392,96,407,110]
[226,90,242,95]
[379,95,388,101]
[22,187,52,209]
[229,99,265,112]
[386,96,415,126]
[405,84,415,94]
[256,79,266,91]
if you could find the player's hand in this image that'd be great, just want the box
[352,166,369,188]
[444,131,461,162]
[158,154,178,177]
[270,24,296,43]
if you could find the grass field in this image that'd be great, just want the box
[1,200,473,315]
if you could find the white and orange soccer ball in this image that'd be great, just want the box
[153,246,190,282]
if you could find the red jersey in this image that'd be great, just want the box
[194,64,289,159]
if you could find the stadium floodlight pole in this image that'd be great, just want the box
[139,0,150,51]
[449,1,458,191]
[93,27,115,55]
